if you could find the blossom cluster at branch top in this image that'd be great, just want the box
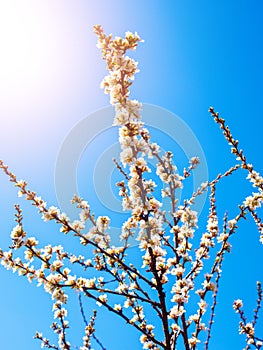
[93,24,142,106]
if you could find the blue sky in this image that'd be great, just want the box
[0,1,263,349]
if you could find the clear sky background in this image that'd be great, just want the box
[0,1,263,349]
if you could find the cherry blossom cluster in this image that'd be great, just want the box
[233,282,263,349]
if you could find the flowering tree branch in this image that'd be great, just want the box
[0,25,262,350]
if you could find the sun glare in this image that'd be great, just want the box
[0,3,42,87]
[0,1,68,156]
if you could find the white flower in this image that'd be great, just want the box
[10,225,25,240]
[96,294,108,307]
[120,147,134,166]
[96,216,110,231]
[188,337,200,348]
[244,192,263,210]
[114,304,122,311]
[169,305,185,319]
[228,219,237,229]
[42,206,60,221]
[233,299,243,311]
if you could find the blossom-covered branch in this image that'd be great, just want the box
[0,25,262,350]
